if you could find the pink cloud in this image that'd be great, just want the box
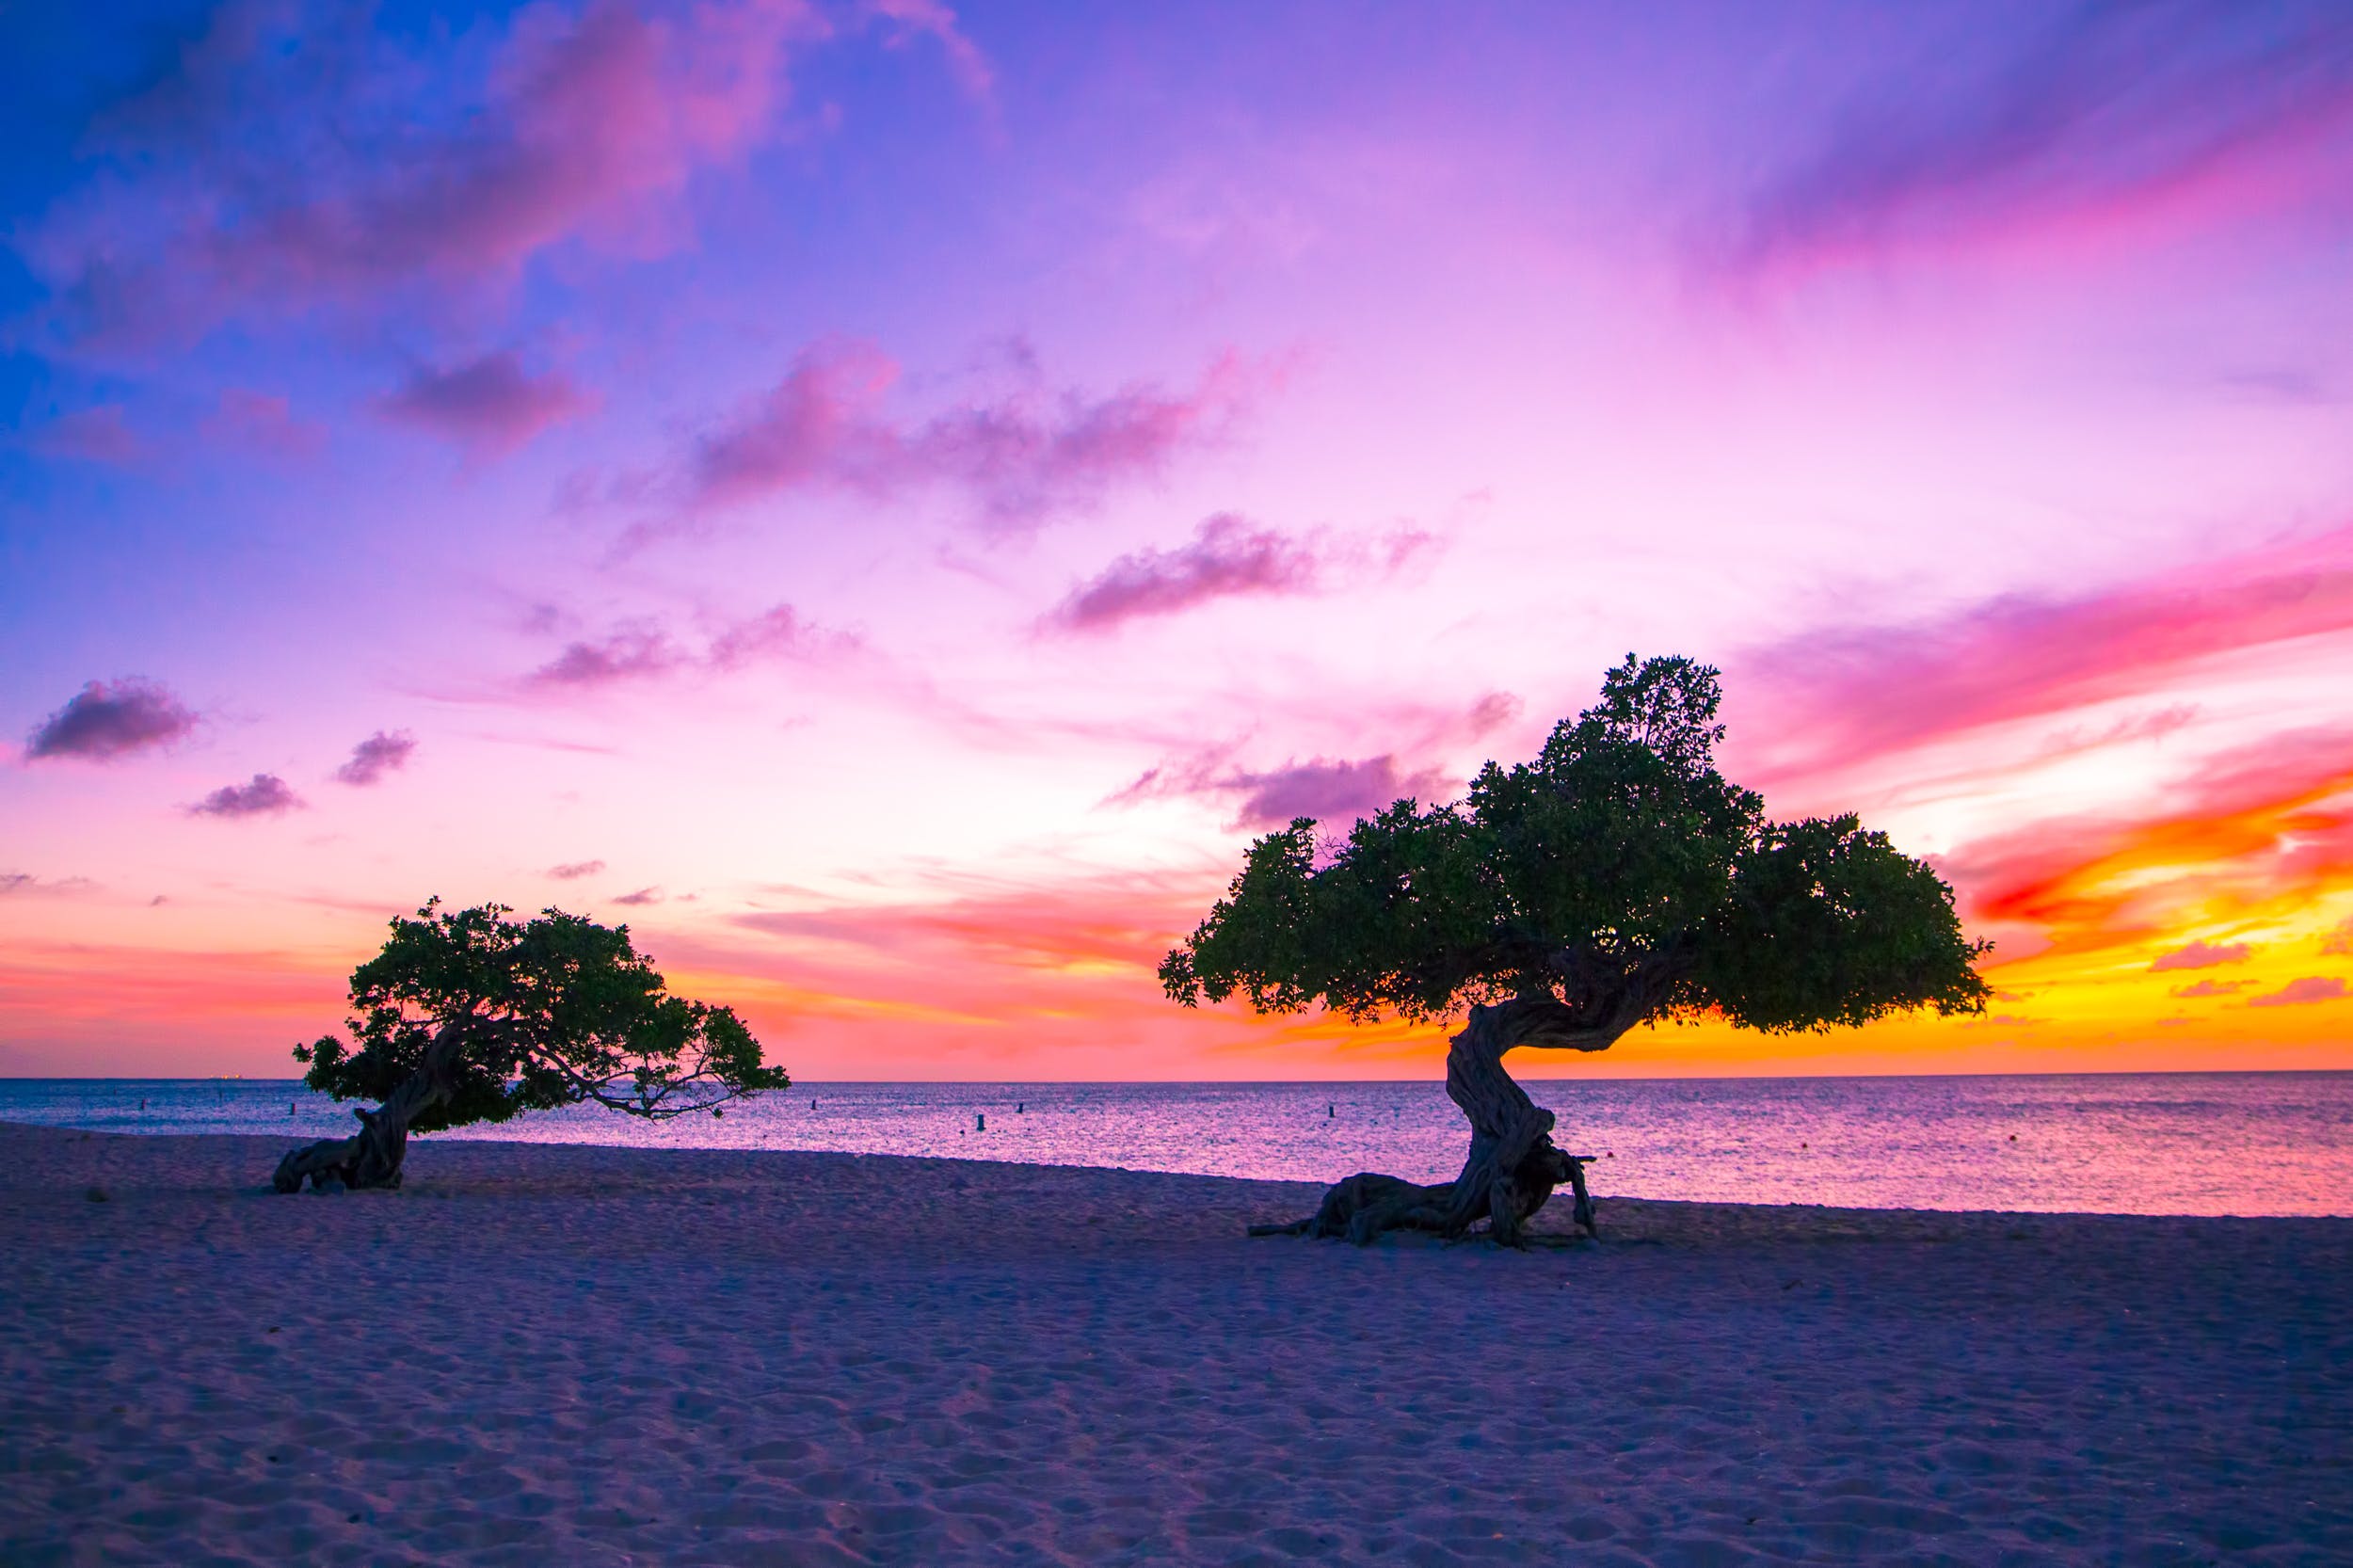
[687,342,1257,528]
[2324,918,2353,956]
[1728,7,2353,278]
[2247,976,2349,1008]
[378,353,595,456]
[28,406,141,465]
[548,860,607,880]
[1742,523,2353,772]
[202,389,327,457]
[865,0,995,108]
[31,0,824,343]
[2150,938,2253,972]
[2170,978,2251,998]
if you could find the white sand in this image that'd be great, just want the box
[3,1121,2347,1566]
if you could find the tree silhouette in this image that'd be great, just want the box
[1162,655,1990,1244]
[273,900,787,1192]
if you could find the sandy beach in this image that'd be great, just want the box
[3,1121,2347,1566]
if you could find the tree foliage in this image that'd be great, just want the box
[1161,655,1989,1036]
[295,900,788,1132]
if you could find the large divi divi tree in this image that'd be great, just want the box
[274,900,789,1192]
[1161,656,1991,1246]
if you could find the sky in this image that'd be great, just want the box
[4,0,2353,1082]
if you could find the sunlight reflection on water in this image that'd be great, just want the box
[7,1071,2347,1217]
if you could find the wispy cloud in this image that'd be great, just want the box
[548,860,606,880]
[613,886,664,905]
[332,730,416,786]
[0,873,97,897]
[1112,744,1451,832]
[1042,514,1436,633]
[2170,978,2251,998]
[1938,726,2353,966]
[865,0,996,110]
[683,341,1259,530]
[25,0,828,345]
[526,602,842,689]
[27,406,142,465]
[189,773,302,819]
[1742,523,2353,773]
[377,354,594,456]
[1727,2,2353,275]
[25,680,198,761]
[201,389,328,457]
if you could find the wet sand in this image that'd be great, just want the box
[3,1119,2348,1566]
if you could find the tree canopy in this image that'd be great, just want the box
[295,899,788,1133]
[1161,655,1989,1040]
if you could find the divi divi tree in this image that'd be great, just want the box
[274,900,788,1192]
[1161,656,1990,1245]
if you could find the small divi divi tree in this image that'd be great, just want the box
[1161,655,1991,1246]
[274,900,788,1192]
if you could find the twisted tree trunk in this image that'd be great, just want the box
[1250,1000,1611,1244]
[272,1024,464,1193]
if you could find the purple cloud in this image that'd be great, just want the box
[1115,744,1450,832]
[0,872,96,896]
[548,859,607,880]
[29,406,142,465]
[1222,755,1449,831]
[189,773,302,819]
[26,679,198,760]
[1045,515,1321,632]
[332,730,417,786]
[1044,515,1442,633]
[526,602,834,689]
[1730,5,2353,273]
[707,604,810,669]
[2247,976,2349,1008]
[27,0,822,344]
[2150,938,2253,972]
[689,342,1256,528]
[202,389,326,456]
[529,628,686,688]
[613,886,664,905]
[378,354,593,456]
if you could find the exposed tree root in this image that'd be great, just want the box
[1254,997,1619,1246]
[273,1023,462,1193]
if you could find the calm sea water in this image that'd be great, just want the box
[5,1072,2348,1217]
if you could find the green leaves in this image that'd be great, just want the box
[1165,656,1989,1043]
[297,899,790,1129]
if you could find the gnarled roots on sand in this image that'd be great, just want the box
[1250,998,1617,1246]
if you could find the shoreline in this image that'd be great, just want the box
[7,1112,2346,1223]
[7,1121,2350,1564]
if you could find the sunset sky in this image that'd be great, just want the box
[5,0,2352,1080]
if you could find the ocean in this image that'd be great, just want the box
[5,1070,2347,1217]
